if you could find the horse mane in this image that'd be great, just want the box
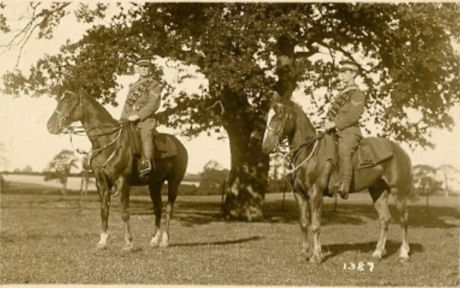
[285,99,317,135]
[79,91,117,123]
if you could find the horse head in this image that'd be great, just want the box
[47,91,85,134]
[261,97,296,154]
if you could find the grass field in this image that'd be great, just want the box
[1,182,459,286]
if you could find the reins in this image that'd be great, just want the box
[56,91,127,169]
[288,139,319,174]
[286,132,327,174]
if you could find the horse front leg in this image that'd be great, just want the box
[294,191,310,256]
[308,184,323,264]
[95,177,111,250]
[118,176,133,252]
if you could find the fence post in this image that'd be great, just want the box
[281,180,287,211]
[333,193,338,212]
[221,179,226,208]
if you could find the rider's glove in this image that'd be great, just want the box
[325,120,336,132]
[128,114,140,122]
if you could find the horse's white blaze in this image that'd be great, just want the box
[263,108,276,144]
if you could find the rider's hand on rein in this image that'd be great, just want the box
[128,114,140,122]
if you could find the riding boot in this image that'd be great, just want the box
[338,155,353,199]
[139,132,155,177]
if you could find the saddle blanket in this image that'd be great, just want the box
[324,136,394,170]
[353,137,393,169]
[153,133,177,159]
[126,124,177,159]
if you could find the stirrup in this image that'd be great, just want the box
[337,182,349,200]
[139,160,152,177]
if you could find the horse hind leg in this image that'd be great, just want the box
[118,177,133,252]
[394,189,410,261]
[370,186,391,259]
[160,178,180,247]
[148,180,164,247]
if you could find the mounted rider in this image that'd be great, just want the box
[325,60,366,199]
[120,59,162,177]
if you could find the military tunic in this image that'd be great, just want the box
[121,76,162,132]
[328,83,365,136]
[121,76,161,161]
[327,83,366,188]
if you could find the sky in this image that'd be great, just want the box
[1,2,460,174]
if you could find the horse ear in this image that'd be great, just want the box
[273,102,284,114]
[63,90,78,99]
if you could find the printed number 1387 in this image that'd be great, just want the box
[343,262,374,272]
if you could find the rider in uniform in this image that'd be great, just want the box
[120,59,162,176]
[325,60,366,199]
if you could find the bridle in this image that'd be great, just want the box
[266,103,323,174]
[54,91,124,168]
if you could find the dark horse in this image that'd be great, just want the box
[262,97,411,263]
[47,91,188,251]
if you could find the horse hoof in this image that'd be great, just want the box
[399,252,410,263]
[300,248,309,255]
[122,243,134,252]
[159,232,169,248]
[159,242,169,248]
[372,249,387,259]
[149,231,162,247]
[399,257,410,264]
[96,243,107,250]
[308,254,322,264]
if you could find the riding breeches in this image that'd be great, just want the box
[337,132,361,186]
[137,118,156,161]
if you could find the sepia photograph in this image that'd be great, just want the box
[0,1,459,286]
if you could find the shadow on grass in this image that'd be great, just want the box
[321,240,424,262]
[3,193,459,229]
[264,199,460,229]
[169,235,263,248]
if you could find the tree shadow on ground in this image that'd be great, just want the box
[263,199,460,229]
[124,198,460,229]
[10,194,457,229]
[321,240,424,262]
[169,235,263,248]
[126,198,223,226]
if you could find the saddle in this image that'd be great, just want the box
[126,124,178,159]
[324,136,394,194]
[324,136,394,170]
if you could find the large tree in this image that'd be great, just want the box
[2,3,460,220]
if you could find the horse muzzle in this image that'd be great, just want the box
[47,113,64,134]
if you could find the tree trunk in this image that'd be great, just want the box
[62,178,68,196]
[222,122,269,221]
[444,175,449,197]
[425,192,429,212]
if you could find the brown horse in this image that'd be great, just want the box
[47,91,188,251]
[262,97,411,263]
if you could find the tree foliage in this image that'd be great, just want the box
[2,3,460,219]
[44,149,78,194]
[436,164,460,195]
[198,160,229,195]
[2,3,459,144]
[413,164,443,196]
